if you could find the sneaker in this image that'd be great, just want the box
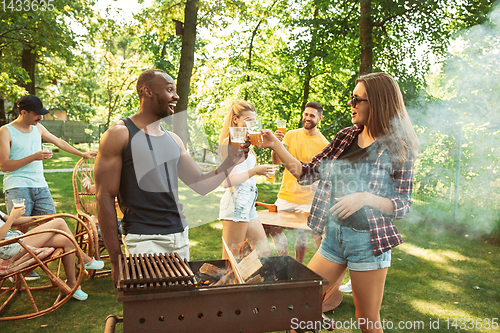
[72,286,88,301]
[77,258,104,270]
[9,270,40,283]
[339,279,352,293]
[25,270,40,281]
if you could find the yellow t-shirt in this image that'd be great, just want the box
[278,128,329,205]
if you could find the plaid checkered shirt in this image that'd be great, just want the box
[299,125,415,257]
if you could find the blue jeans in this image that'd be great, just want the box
[5,187,56,216]
[318,220,391,271]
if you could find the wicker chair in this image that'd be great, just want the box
[0,214,88,321]
[72,157,125,278]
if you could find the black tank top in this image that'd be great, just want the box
[329,137,378,230]
[118,117,186,235]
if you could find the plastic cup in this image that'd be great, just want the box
[276,119,287,135]
[229,127,247,146]
[245,118,263,146]
[265,165,277,182]
[42,143,54,152]
[12,198,25,210]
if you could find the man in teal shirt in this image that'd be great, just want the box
[0,95,96,216]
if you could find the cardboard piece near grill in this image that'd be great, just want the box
[117,254,327,333]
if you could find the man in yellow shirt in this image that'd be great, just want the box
[270,102,329,263]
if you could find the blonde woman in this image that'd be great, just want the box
[218,101,273,259]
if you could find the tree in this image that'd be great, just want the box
[0,0,94,124]
[357,0,495,77]
[174,0,200,144]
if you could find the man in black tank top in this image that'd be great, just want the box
[95,69,249,287]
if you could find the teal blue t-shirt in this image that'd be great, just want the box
[3,124,48,191]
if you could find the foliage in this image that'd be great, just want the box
[36,53,99,122]
[0,64,28,103]
[87,18,145,126]
[0,0,94,93]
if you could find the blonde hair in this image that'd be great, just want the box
[219,101,256,149]
[356,72,419,165]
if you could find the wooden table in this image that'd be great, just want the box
[256,203,321,261]
[257,210,311,230]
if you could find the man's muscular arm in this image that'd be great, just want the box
[95,121,128,288]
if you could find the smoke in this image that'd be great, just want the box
[406,3,500,237]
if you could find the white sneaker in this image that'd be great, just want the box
[25,270,40,281]
[9,270,40,283]
[339,279,352,293]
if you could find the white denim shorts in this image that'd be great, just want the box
[219,183,258,222]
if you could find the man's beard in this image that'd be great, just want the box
[303,120,316,129]
[155,95,173,119]
[157,107,171,119]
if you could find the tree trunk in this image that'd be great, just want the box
[300,7,319,115]
[174,0,199,145]
[0,99,6,126]
[244,0,279,101]
[21,46,36,94]
[244,21,263,101]
[359,0,373,75]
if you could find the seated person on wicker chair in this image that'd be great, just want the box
[0,206,104,301]
[81,176,123,239]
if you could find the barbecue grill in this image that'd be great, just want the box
[108,253,327,333]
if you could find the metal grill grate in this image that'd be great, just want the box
[117,253,196,291]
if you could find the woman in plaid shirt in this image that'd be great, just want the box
[259,72,418,332]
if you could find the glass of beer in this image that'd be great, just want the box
[276,119,287,135]
[265,164,277,182]
[42,143,54,152]
[229,127,247,146]
[12,198,25,210]
[245,118,263,146]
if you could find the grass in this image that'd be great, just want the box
[1,152,499,332]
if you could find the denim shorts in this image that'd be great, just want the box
[219,183,258,222]
[5,187,56,216]
[318,221,391,271]
[0,230,24,260]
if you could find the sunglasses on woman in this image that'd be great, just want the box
[350,92,368,108]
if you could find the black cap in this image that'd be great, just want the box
[17,95,49,115]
